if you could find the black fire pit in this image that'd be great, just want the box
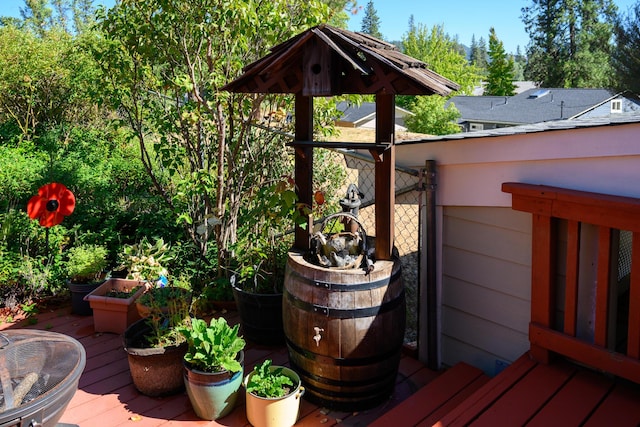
[0,329,86,426]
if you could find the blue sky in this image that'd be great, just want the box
[1,0,637,54]
[347,0,639,53]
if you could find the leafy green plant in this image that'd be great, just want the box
[66,244,108,283]
[178,317,245,373]
[116,237,172,281]
[139,284,192,348]
[246,359,294,399]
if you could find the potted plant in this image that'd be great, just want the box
[65,244,109,315]
[243,359,305,427]
[123,277,191,396]
[84,278,145,333]
[136,278,192,319]
[231,178,304,345]
[115,236,172,281]
[178,317,246,420]
[85,237,171,333]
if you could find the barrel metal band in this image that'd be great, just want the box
[289,266,401,292]
[285,288,405,319]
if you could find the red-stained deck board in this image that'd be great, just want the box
[583,382,640,427]
[435,353,537,426]
[527,369,614,427]
[416,374,490,427]
[369,362,488,427]
[470,360,576,427]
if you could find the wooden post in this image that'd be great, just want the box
[294,94,314,251]
[375,93,395,260]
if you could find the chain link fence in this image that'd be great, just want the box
[330,148,422,343]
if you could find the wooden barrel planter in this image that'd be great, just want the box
[282,249,405,410]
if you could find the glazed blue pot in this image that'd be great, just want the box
[183,351,244,420]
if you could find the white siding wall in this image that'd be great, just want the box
[441,206,532,375]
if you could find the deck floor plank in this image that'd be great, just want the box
[435,353,537,427]
[526,369,614,426]
[583,381,640,427]
[369,362,488,427]
[470,360,576,427]
[4,306,639,426]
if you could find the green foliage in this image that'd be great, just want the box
[469,35,488,74]
[612,3,640,93]
[246,359,295,398]
[400,22,479,134]
[65,244,108,283]
[0,26,101,142]
[179,317,246,373]
[139,285,192,348]
[402,24,482,96]
[117,237,172,281]
[93,0,338,285]
[405,96,461,136]
[360,1,383,39]
[484,28,517,96]
[231,178,299,293]
[522,0,617,87]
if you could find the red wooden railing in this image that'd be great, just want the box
[503,182,640,384]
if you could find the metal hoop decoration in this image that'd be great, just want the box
[313,212,367,269]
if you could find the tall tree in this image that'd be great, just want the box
[611,2,640,94]
[401,23,481,135]
[485,27,516,96]
[20,0,53,36]
[469,34,488,72]
[360,0,382,39]
[522,0,617,87]
[402,24,481,96]
[94,0,342,277]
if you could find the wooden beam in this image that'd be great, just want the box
[564,220,581,337]
[294,95,313,250]
[375,93,395,260]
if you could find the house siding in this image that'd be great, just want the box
[441,206,532,375]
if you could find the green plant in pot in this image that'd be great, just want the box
[231,178,303,345]
[116,237,172,282]
[65,244,109,315]
[244,359,305,427]
[123,276,191,397]
[178,316,246,420]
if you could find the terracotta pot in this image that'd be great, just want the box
[84,278,145,334]
[244,366,305,427]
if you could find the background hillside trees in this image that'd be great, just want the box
[400,23,479,135]
[522,0,617,87]
[612,2,640,94]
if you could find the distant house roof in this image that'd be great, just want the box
[472,81,538,96]
[398,111,640,143]
[447,88,640,128]
[335,101,414,129]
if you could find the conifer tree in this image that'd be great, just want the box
[485,27,516,96]
[522,0,616,87]
[360,0,382,39]
[612,2,640,93]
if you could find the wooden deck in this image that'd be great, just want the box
[3,301,640,426]
[0,303,439,427]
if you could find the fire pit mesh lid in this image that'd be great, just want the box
[0,329,85,412]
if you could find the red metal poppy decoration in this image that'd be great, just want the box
[27,183,76,227]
